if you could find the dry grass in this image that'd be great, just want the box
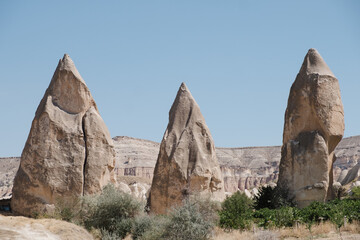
[213,221,360,240]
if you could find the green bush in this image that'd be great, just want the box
[218,192,253,230]
[81,184,142,238]
[132,197,218,240]
[254,186,295,210]
[133,215,170,240]
[330,199,360,222]
[53,197,82,222]
[163,199,216,240]
[299,201,331,224]
[253,207,299,228]
[132,215,154,240]
[351,186,360,199]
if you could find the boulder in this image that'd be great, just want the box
[277,49,344,207]
[149,83,225,214]
[341,163,360,186]
[11,54,115,216]
[0,215,93,240]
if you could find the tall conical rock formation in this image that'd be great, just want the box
[11,54,115,216]
[278,49,344,207]
[149,83,225,214]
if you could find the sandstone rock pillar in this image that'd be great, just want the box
[149,83,225,214]
[277,49,344,207]
[11,54,115,216]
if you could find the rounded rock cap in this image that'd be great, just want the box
[300,48,335,77]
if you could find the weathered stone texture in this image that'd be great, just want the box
[278,49,344,207]
[11,54,115,216]
[149,83,225,214]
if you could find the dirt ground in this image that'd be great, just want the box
[0,214,93,240]
[213,222,360,240]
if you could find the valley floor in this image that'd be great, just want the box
[213,223,360,240]
[0,214,93,240]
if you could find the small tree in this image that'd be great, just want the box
[254,185,295,210]
[218,192,253,230]
[351,186,360,199]
[162,199,216,240]
[81,184,142,238]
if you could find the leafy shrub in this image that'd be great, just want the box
[53,197,82,222]
[81,184,142,238]
[254,186,295,210]
[253,206,299,228]
[330,199,360,222]
[132,215,154,240]
[132,197,218,240]
[101,229,121,240]
[299,201,331,224]
[133,215,170,240]
[163,199,216,240]
[218,192,253,230]
[253,208,276,229]
[351,186,360,199]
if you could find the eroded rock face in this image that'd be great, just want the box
[149,83,225,214]
[278,49,344,207]
[341,163,360,186]
[11,54,115,216]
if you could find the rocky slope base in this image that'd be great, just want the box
[1,135,360,199]
[0,214,93,240]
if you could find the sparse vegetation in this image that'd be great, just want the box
[352,186,360,199]
[45,184,360,239]
[81,184,143,238]
[218,192,253,230]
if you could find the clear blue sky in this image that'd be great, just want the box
[1,1,359,157]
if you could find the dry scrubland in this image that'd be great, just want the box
[213,223,360,240]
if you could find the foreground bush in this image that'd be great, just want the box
[81,184,143,238]
[352,186,360,199]
[163,199,217,240]
[218,192,253,230]
[253,206,299,228]
[133,197,219,240]
[132,214,169,240]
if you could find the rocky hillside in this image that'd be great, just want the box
[0,158,20,200]
[1,135,360,199]
[0,214,93,239]
[113,135,360,194]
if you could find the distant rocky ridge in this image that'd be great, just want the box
[1,135,360,200]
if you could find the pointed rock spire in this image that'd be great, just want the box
[299,48,334,77]
[278,49,344,207]
[11,54,115,216]
[149,82,225,214]
[37,54,96,115]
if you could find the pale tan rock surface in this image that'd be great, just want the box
[149,83,225,214]
[0,215,93,240]
[278,49,344,207]
[341,163,360,186]
[11,54,115,216]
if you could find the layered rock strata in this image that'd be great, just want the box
[11,54,115,216]
[149,83,225,214]
[278,49,344,207]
